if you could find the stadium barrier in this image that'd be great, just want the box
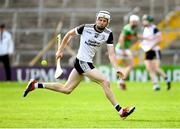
[0,65,179,82]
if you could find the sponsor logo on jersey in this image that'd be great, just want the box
[85,39,101,47]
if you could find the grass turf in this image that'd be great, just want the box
[0,81,180,128]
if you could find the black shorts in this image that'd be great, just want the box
[74,58,95,74]
[145,50,162,60]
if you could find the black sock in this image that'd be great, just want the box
[164,77,170,83]
[38,83,44,88]
[115,104,122,112]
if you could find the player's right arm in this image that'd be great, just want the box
[56,24,85,59]
[56,29,77,59]
[118,32,125,49]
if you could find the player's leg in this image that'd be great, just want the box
[117,58,133,90]
[153,50,167,78]
[83,68,135,119]
[123,58,134,80]
[118,50,133,90]
[154,59,171,90]
[115,49,126,90]
[84,68,117,105]
[123,59,134,79]
[144,60,160,90]
[123,50,134,79]
[154,59,166,77]
[23,68,83,97]
[44,68,83,94]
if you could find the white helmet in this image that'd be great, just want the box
[96,10,111,23]
[129,15,140,22]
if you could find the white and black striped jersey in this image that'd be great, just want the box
[75,24,113,63]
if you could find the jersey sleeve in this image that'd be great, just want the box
[75,24,85,35]
[106,32,113,45]
[153,27,159,34]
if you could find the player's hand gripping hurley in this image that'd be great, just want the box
[54,34,63,79]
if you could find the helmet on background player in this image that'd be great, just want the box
[96,10,111,23]
[142,14,154,26]
[129,15,140,22]
[129,15,140,28]
[142,14,154,22]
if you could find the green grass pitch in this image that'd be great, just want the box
[0,81,180,128]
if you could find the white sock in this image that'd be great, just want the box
[34,83,38,88]
[119,108,123,114]
[164,77,170,83]
[153,77,158,85]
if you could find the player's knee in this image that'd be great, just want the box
[64,88,72,94]
[102,79,110,88]
[65,90,71,94]
[154,67,160,73]
[150,68,156,73]
[146,66,153,72]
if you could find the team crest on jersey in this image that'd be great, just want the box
[94,33,105,41]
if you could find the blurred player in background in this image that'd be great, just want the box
[115,15,140,90]
[0,24,14,81]
[140,15,171,90]
[23,11,135,119]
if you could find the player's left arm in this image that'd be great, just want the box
[107,45,124,79]
[56,29,77,59]
[107,32,124,79]
[150,27,162,50]
[153,27,162,43]
[107,45,118,69]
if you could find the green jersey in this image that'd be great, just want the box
[116,24,138,49]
